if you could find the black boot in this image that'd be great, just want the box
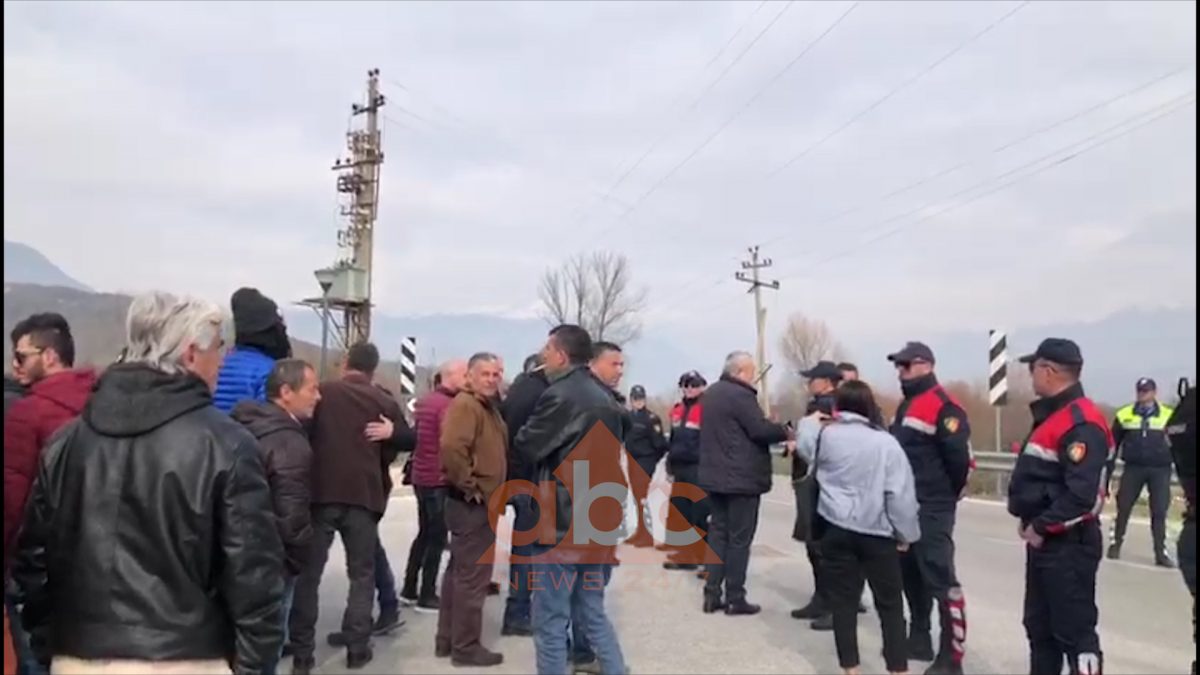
[790,597,827,620]
[924,655,964,675]
[373,607,405,635]
[293,656,315,675]
[810,613,834,631]
[347,645,374,670]
[1156,550,1177,568]
[907,630,935,662]
[724,599,761,616]
[703,594,726,614]
[1106,542,1122,560]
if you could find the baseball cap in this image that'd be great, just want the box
[800,360,843,381]
[630,384,647,400]
[678,370,707,388]
[1136,377,1157,392]
[1017,338,1083,366]
[887,341,936,365]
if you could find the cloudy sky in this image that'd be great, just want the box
[4,0,1196,369]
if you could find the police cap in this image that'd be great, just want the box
[887,341,936,365]
[799,360,843,381]
[679,370,707,388]
[630,384,647,400]
[1017,338,1083,367]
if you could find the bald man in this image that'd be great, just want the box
[402,359,468,609]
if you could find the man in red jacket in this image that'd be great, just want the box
[4,313,96,563]
[401,359,467,611]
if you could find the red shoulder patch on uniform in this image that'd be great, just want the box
[1068,442,1087,463]
[943,416,960,434]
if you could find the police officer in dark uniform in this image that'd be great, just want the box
[625,384,668,548]
[888,342,971,675]
[1167,378,1196,675]
[790,361,840,630]
[663,371,708,570]
[1008,339,1112,675]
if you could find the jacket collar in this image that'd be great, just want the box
[900,373,939,398]
[1030,382,1086,425]
[549,364,589,383]
[719,372,758,395]
[343,371,372,386]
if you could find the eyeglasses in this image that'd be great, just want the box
[12,348,44,366]
[893,359,928,370]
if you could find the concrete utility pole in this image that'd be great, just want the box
[331,68,386,345]
[735,246,780,416]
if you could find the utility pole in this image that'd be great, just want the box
[735,246,780,416]
[331,68,386,345]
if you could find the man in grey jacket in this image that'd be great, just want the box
[795,380,920,675]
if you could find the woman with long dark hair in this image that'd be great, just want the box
[796,380,921,675]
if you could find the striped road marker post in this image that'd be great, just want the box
[400,337,417,415]
[989,330,1008,453]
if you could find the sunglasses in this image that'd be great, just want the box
[12,348,44,366]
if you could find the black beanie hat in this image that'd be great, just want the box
[231,288,281,335]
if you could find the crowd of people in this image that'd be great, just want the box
[1,286,1196,675]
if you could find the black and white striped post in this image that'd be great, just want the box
[989,329,1009,452]
[400,337,417,415]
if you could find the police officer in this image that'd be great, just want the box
[790,361,841,630]
[663,371,708,571]
[888,342,971,675]
[626,384,668,548]
[1008,339,1111,675]
[1106,377,1176,566]
[1167,378,1196,675]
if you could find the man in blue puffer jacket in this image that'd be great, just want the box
[214,287,293,413]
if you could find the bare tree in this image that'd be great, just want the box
[538,251,647,344]
[777,312,845,373]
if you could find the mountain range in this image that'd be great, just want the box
[4,240,1195,405]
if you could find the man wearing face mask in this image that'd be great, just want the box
[888,342,971,675]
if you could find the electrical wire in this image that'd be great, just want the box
[767,1,1030,180]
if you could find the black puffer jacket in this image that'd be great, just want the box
[13,364,284,673]
[698,375,790,495]
[515,365,626,561]
[232,400,314,576]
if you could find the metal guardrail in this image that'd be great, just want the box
[972,450,1180,494]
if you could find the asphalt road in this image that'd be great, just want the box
[299,473,1193,675]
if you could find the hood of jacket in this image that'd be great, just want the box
[83,364,214,437]
[231,399,302,439]
[28,368,97,415]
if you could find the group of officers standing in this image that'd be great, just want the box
[622,337,1194,675]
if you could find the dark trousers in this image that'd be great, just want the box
[1179,516,1196,674]
[1113,463,1173,553]
[901,508,966,664]
[504,493,540,630]
[703,493,761,603]
[1024,521,1103,675]
[628,455,659,541]
[820,525,908,672]
[807,541,827,609]
[375,539,399,613]
[666,462,709,559]
[291,504,379,658]
[437,497,496,657]
[403,486,449,602]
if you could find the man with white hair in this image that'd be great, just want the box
[697,351,791,616]
[12,291,285,675]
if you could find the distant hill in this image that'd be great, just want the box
[2,283,429,396]
[4,241,91,291]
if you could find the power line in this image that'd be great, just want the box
[752,63,1193,249]
[778,92,1196,279]
[767,0,1030,180]
[607,1,861,230]
[587,0,796,216]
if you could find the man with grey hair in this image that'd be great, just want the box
[697,351,791,616]
[437,351,507,667]
[13,291,285,674]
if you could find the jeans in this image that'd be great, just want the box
[376,539,399,614]
[532,558,623,675]
[820,525,907,672]
[263,577,296,675]
[290,504,379,659]
[403,486,449,602]
[4,583,43,675]
[569,565,613,664]
[504,493,539,630]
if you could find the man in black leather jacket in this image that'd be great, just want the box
[515,324,627,675]
[12,292,285,675]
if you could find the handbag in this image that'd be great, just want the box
[791,426,827,542]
